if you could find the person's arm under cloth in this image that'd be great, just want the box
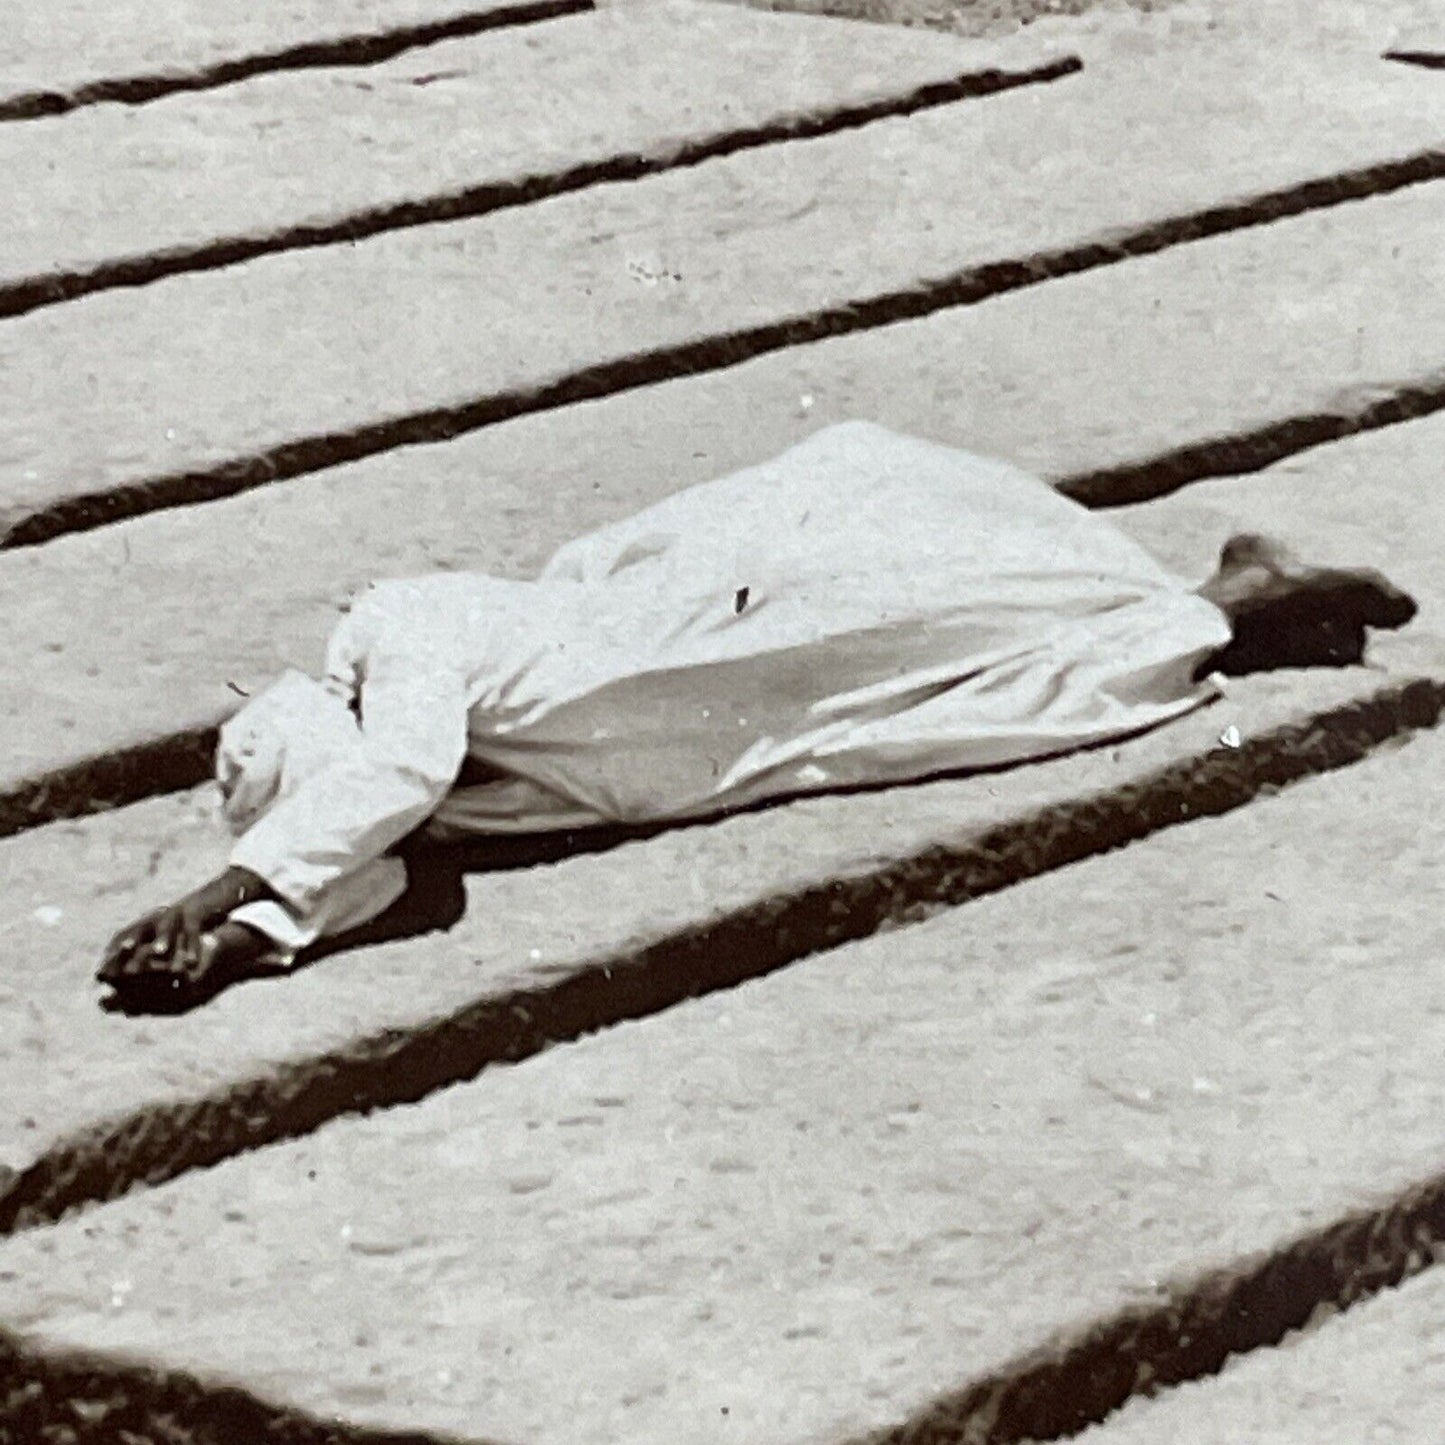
[228,635,471,916]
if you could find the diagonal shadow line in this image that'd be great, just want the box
[0,719,227,842]
[0,57,1082,320]
[0,0,593,123]
[6,1147,1445,1444]
[1,676,1440,1240]
[0,1325,482,1445]
[1058,371,1445,509]
[850,1162,1445,1444]
[1385,49,1445,71]
[3,144,1442,554]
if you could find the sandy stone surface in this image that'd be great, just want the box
[1,2,1060,288]
[4,186,1443,787]
[738,0,1195,36]
[0,0,568,103]
[1076,1266,1445,1444]
[2,722,1443,1444]
[738,0,1442,53]
[2,40,1439,526]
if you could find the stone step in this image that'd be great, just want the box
[3,184,1442,815]
[0,412,1440,1242]
[0,1,1070,311]
[0,0,590,120]
[1073,1266,1445,1445]
[2,40,1440,539]
[2,718,1443,1444]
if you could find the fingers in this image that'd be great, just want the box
[97,905,195,986]
[100,930,139,976]
[172,919,205,984]
[98,938,164,984]
[103,913,156,961]
[154,907,182,963]
[98,913,161,981]
[183,932,219,986]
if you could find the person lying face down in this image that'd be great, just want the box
[97,423,1417,1006]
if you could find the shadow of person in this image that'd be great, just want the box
[98,821,661,1016]
[302,816,688,963]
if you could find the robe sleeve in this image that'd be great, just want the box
[229,606,470,911]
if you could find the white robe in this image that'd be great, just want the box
[228,423,1230,954]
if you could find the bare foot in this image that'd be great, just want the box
[1202,533,1416,626]
[1197,533,1416,677]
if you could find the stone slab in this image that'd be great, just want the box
[0,1,1067,295]
[2,187,1442,794]
[1,41,1440,528]
[1074,1266,1445,1445]
[2,718,1443,1444]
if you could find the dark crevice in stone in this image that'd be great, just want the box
[0,1327,477,1444]
[0,723,222,842]
[1384,50,1445,71]
[856,1167,1445,1443]
[1058,372,1445,509]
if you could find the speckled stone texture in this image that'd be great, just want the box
[732,0,1440,52]
[1,722,1444,1444]
[1073,1265,1445,1445]
[0,2,1066,298]
[1,42,1439,537]
[3,0,1444,1436]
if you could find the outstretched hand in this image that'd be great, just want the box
[98,897,213,986]
[97,867,274,988]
